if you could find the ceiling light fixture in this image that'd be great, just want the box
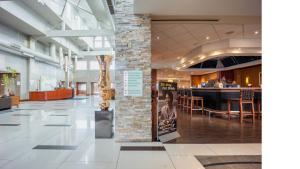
[177,56,181,60]
[206,36,210,40]
[199,55,206,60]
[156,36,160,40]
[180,58,186,64]
[254,31,259,35]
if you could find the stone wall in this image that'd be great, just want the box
[114,0,152,142]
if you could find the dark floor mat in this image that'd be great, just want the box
[195,155,261,169]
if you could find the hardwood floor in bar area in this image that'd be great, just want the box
[167,110,261,144]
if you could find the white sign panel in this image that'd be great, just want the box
[124,70,143,96]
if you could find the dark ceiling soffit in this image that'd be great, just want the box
[106,0,115,14]
[188,56,262,69]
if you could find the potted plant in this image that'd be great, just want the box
[1,74,10,96]
[1,67,17,96]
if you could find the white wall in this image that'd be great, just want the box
[0,23,67,100]
[0,50,28,99]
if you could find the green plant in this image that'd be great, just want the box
[1,67,18,96]
[1,74,9,88]
[6,66,17,79]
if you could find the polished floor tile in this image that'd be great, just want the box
[117,151,175,169]
[164,144,216,156]
[206,144,261,155]
[0,96,261,169]
[169,155,205,169]
[57,162,116,169]
[66,138,120,163]
[0,160,10,167]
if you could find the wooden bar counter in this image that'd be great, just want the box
[188,88,261,111]
[29,88,74,101]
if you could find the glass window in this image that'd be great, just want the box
[90,61,99,70]
[104,40,111,48]
[76,61,87,70]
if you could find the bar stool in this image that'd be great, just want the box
[177,90,181,107]
[227,89,255,123]
[256,99,262,119]
[179,92,185,109]
[190,96,204,117]
[183,90,191,112]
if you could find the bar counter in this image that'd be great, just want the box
[29,88,74,101]
[184,88,261,111]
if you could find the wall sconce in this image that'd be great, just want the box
[245,77,249,84]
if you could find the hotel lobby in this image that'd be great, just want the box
[0,0,299,169]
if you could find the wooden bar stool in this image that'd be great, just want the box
[180,91,186,110]
[256,99,262,119]
[227,89,255,123]
[190,96,204,116]
[182,89,190,112]
[177,90,182,108]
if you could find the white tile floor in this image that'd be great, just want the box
[0,96,261,169]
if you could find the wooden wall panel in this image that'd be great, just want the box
[191,65,262,87]
[240,65,261,87]
[191,72,218,87]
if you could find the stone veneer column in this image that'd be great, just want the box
[114,0,152,142]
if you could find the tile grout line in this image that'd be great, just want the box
[163,144,179,169]
[114,142,122,169]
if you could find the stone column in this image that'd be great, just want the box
[115,0,152,142]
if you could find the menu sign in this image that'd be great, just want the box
[124,70,143,96]
[157,81,178,139]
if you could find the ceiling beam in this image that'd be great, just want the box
[78,49,114,56]
[46,29,114,37]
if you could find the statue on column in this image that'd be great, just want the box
[96,55,112,110]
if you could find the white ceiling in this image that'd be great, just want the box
[133,0,262,69]
[151,23,261,68]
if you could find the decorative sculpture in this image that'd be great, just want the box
[96,55,112,110]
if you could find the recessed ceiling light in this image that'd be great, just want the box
[177,57,181,60]
[206,36,210,40]
[180,58,186,64]
[254,31,259,35]
[156,36,160,40]
[199,55,206,60]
